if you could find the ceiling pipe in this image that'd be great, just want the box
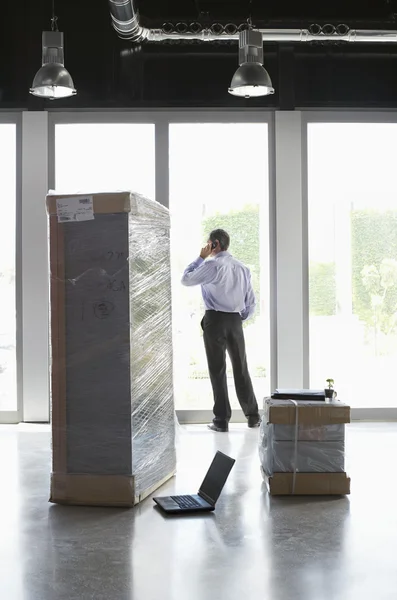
[148,28,397,43]
[108,0,149,41]
[108,0,397,44]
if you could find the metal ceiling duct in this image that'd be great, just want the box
[108,0,397,44]
[108,0,149,41]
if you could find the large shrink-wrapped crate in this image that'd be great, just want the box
[47,191,176,506]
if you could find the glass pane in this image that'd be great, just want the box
[170,123,271,411]
[0,125,17,411]
[55,124,155,199]
[308,122,397,408]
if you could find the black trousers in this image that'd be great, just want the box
[201,310,259,427]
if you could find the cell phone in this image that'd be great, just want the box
[211,241,217,250]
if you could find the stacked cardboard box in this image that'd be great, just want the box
[47,191,176,507]
[260,397,351,495]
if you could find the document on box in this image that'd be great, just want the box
[56,196,94,223]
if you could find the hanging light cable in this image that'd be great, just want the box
[30,0,76,100]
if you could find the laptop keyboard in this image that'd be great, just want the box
[171,495,202,509]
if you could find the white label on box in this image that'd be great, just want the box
[56,196,94,223]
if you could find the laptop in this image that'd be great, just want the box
[153,451,236,514]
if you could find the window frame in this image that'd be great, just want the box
[303,111,397,420]
[0,113,22,424]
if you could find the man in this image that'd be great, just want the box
[181,228,261,432]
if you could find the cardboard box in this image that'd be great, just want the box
[47,191,176,507]
[264,397,350,426]
[262,470,351,496]
[50,473,135,507]
[272,423,345,442]
[263,440,345,473]
[260,398,351,496]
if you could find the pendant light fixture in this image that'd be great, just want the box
[228,28,274,99]
[30,1,76,100]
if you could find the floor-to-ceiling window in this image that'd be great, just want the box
[169,121,271,417]
[308,121,397,409]
[12,111,397,422]
[54,123,155,197]
[50,114,273,422]
[0,122,18,421]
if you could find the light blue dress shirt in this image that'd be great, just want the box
[181,251,256,321]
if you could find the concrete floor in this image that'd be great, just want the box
[0,423,396,600]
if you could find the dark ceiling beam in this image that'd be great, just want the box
[277,45,295,110]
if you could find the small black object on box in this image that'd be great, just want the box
[271,389,326,401]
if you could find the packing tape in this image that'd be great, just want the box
[291,399,299,495]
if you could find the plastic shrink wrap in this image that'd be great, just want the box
[47,191,176,507]
[260,397,351,496]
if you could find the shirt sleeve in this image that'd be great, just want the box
[241,272,256,321]
[181,257,219,287]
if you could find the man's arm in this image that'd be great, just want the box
[241,273,256,321]
[181,258,218,287]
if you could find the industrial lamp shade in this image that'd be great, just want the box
[228,63,274,98]
[30,31,76,100]
[30,63,76,99]
[228,29,274,99]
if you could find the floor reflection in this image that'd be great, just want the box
[265,495,350,600]
[0,423,395,599]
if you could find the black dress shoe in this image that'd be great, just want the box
[207,423,229,433]
[248,416,261,428]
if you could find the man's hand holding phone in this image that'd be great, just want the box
[200,243,213,260]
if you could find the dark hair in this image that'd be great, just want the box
[209,229,230,251]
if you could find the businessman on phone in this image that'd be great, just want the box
[181,229,261,432]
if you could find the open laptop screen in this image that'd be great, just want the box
[199,451,235,505]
